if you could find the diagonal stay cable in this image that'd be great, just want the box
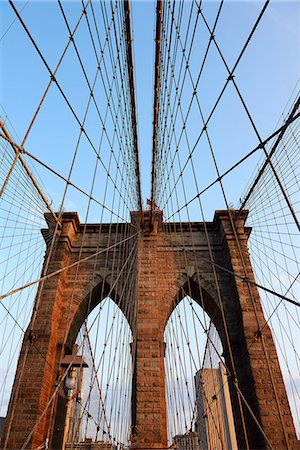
[8,0,134,215]
[164,110,300,220]
[20,238,138,449]
[150,0,163,225]
[156,0,220,208]
[124,0,142,211]
[0,121,59,222]
[197,4,299,232]
[0,231,140,302]
[238,95,300,215]
[0,0,91,201]
[57,0,137,213]
[158,1,270,211]
[159,6,298,440]
[0,132,134,225]
[180,246,300,307]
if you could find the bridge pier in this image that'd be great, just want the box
[131,211,173,448]
[2,210,299,449]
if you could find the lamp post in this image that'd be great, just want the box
[60,345,88,450]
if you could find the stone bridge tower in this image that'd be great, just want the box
[2,210,299,449]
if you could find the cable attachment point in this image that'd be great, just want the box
[54,371,63,387]
[228,373,238,385]
[27,330,36,345]
[254,329,262,340]
[227,74,235,81]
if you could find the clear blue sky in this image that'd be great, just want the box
[1,1,299,220]
[0,0,299,436]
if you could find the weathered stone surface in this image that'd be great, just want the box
[3,210,299,450]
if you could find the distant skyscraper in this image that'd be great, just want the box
[65,439,117,450]
[173,431,201,450]
[194,363,238,450]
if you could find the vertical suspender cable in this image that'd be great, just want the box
[124,0,142,212]
[150,0,163,226]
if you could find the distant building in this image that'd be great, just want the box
[0,416,5,439]
[194,364,238,450]
[65,439,116,450]
[173,431,201,450]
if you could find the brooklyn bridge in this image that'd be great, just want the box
[0,0,299,449]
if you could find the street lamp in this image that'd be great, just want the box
[60,345,88,450]
[65,367,77,391]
